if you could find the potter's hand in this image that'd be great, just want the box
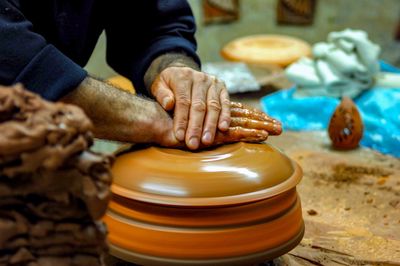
[150,67,231,150]
[154,101,282,149]
[62,77,280,149]
[212,102,282,145]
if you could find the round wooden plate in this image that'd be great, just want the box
[221,34,311,67]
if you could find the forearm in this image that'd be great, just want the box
[61,76,169,143]
[144,52,200,90]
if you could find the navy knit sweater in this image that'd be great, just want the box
[0,0,200,100]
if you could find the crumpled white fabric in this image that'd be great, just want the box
[285,29,381,98]
[203,62,260,93]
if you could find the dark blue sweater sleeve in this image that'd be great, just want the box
[104,0,200,95]
[0,1,87,101]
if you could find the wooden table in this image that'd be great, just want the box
[231,90,400,265]
[268,131,400,265]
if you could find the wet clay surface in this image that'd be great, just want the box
[106,142,304,265]
[0,85,113,266]
[111,142,298,202]
[268,131,400,265]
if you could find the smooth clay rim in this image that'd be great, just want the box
[111,159,303,207]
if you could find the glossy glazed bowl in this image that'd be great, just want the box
[104,142,304,266]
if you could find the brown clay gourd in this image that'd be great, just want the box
[328,96,363,149]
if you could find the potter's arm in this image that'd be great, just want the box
[62,76,282,148]
[61,76,176,145]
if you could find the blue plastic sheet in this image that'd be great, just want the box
[260,61,400,157]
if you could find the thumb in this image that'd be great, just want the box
[151,77,175,111]
[163,130,183,148]
[155,115,182,148]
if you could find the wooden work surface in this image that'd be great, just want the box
[267,131,400,265]
[231,92,400,265]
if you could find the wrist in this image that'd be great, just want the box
[146,102,175,145]
[63,76,167,144]
[144,52,200,91]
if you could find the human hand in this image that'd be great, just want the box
[150,67,231,150]
[153,101,282,149]
[212,102,282,145]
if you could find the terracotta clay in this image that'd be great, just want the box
[328,97,363,149]
[0,85,112,266]
[105,142,304,265]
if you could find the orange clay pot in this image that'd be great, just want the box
[104,142,304,266]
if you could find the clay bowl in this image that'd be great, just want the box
[104,142,304,266]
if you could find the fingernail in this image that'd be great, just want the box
[176,129,185,141]
[189,137,199,149]
[162,97,171,109]
[220,121,229,130]
[274,124,282,135]
[202,132,212,143]
[261,131,269,138]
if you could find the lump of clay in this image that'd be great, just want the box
[0,84,113,266]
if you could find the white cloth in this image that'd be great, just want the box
[285,29,381,98]
[202,62,260,94]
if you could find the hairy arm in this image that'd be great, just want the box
[61,77,281,149]
[61,76,177,145]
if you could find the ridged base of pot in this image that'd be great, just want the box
[108,224,304,266]
[104,189,304,265]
